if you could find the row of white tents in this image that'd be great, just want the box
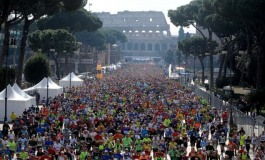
[0,84,35,121]
[0,72,83,121]
[59,72,84,87]
[23,72,83,98]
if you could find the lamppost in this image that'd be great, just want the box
[4,46,8,122]
[190,46,196,81]
[184,55,187,83]
[47,48,55,106]
[193,53,196,80]
[227,48,234,125]
[219,46,234,125]
[69,70,72,92]
[70,72,72,90]
[10,30,21,68]
[62,50,66,78]
[205,50,211,105]
[85,53,88,80]
[3,35,16,122]
[112,44,119,65]
[178,51,182,84]
[190,46,203,82]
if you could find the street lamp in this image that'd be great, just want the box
[229,50,234,126]
[4,47,8,122]
[220,50,228,86]
[112,44,119,64]
[220,48,234,125]
[204,51,211,105]
[85,53,88,80]
[190,47,196,81]
[70,71,72,92]
[47,48,55,106]
[184,55,187,83]
[3,36,16,122]
[190,46,203,82]
[11,30,21,68]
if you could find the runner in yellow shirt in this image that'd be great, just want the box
[10,112,17,122]
[20,148,29,159]
[7,139,16,152]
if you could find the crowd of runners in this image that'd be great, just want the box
[0,63,265,160]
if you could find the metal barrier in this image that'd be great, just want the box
[180,81,265,137]
[233,107,256,136]
[255,120,265,136]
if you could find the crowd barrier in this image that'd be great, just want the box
[180,80,265,137]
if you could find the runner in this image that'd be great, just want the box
[0,63,261,160]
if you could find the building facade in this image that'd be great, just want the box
[96,11,178,62]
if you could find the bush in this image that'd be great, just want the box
[24,53,51,84]
[245,89,265,105]
[215,77,230,89]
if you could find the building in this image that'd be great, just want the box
[96,11,178,62]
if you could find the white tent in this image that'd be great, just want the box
[59,72,84,88]
[23,77,63,99]
[12,83,35,106]
[0,85,31,121]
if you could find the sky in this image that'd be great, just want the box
[84,0,195,35]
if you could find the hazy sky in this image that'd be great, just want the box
[84,0,195,35]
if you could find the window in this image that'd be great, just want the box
[127,43,132,50]
[162,44,167,50]
[141,43,145,50]
[134,44,139,50]
[155,44,160,51]
[148,44,152,51]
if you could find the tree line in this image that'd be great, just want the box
[0,0,127,88]
[168,0,265,91]
[168,0,265,105]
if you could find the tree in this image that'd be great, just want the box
[36,8,102,75]
[169,0,218,89]
[62,0,87,11]
[37,8,102,34]
[178,36,217,83]
[28,29,77,79]
[15,0,87,86]
[178,27,185,42]
[0,1,23,66]
[75,30,106,50]
[24,53,50,84]
[101,29,127,44]
[178,37,206,83]
[213,0,265,90]
[0,67,15,91]
[75,29,127,68]
[164,50,175,65]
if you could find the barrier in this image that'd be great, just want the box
[180,81,265,137]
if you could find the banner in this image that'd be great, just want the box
[96,61,103,80]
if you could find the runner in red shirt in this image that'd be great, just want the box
[40,151,53,160]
